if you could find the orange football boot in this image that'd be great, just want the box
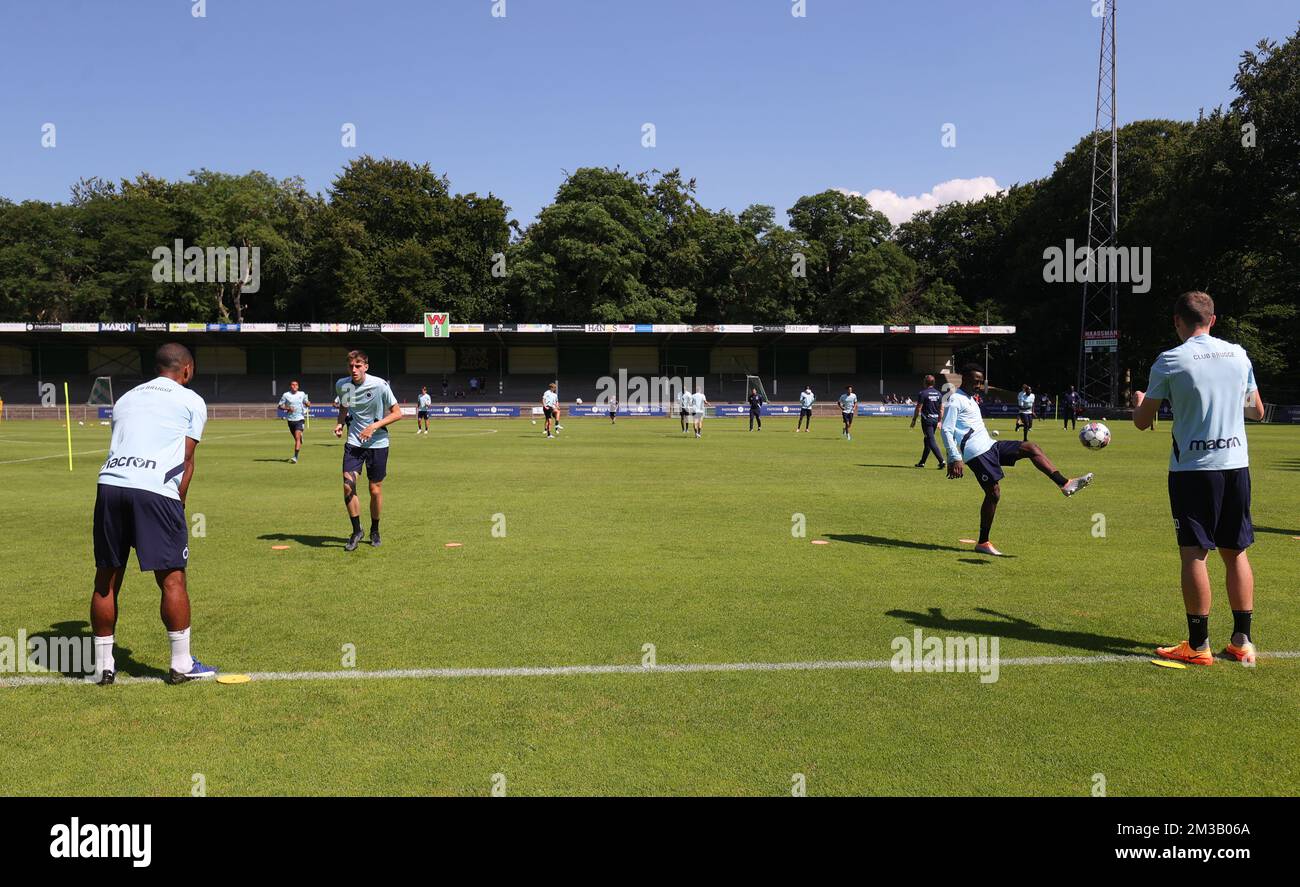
[1155,640,1214,666]
[1222,641,1257,665]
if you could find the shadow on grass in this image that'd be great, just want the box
[885,606,1147,656]
[825,533,1015,557]
[1256,525,1299,537]
[252,458,293,463]
[29,620,167,680]
[258,532,346,549]
[857,464,924,471]
[1271,459,1300,472]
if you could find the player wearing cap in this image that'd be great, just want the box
[90,343,216,686]
[1133,291,1264,666]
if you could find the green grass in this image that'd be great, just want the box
[1,413,1298,796]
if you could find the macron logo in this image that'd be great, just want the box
[1188,437,1241,451]
[49,818,151,868]
[101,456,157,470]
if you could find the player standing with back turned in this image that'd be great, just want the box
[911,374,945,468]
[90,343,216,685]
[1133,291,1264,665]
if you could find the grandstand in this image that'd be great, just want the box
[0,322,1014,410]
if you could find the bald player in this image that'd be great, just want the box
[90,343,216,685]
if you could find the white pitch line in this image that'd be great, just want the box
[0,431,266,465]
[2,650,1297,688]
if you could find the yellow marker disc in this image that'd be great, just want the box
[270,545,290,550]
[1150,659,1187,669]
[216,674,251,684]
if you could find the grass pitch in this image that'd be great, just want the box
[1,413,1298,795]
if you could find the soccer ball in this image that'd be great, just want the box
[1079,421,1111,450]
[575,398,583,404]
[531,419,536,425]
[991,429,1000,437]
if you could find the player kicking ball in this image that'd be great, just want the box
[335,350,402,551]
[942,363,1093,557]
[278,380,311,463]
[542,382,560,438]
[838,386,857,440]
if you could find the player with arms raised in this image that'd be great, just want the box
[1133,291,1264,665]
[943,363,1093,557]
[278,380,311,463]
[335,350,402,551]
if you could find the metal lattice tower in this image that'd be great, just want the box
[1077,0,1120,409]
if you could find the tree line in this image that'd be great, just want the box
[1,25,1296,397]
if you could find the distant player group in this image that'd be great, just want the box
[85,292,1263,685]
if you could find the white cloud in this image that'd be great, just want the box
[839,176,1005,225]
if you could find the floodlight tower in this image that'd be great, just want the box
[1077,0,1120,409]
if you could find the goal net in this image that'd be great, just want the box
[87,377,114,407]
[745,374,770,403]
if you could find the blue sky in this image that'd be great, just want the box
[1,0,1294,225]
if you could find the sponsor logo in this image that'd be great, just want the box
[1188,437,1241,451]
[101,455,157,470]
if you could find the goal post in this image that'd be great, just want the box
[87,377,114,407]
[745,374,769,403]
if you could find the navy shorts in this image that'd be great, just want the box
[800,408,812,418]
[967,440,1028,493]
[417,410,429,420]
[1019,413,1034,429]
[842,411,854,425]
[287,419,305,435]
[93,484,189,572]
[343,444,390,482]
[1168,469,1254,550]
[543,406,557,420]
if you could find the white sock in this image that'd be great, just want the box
[94,635,115,676]
[167,628,193,673]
